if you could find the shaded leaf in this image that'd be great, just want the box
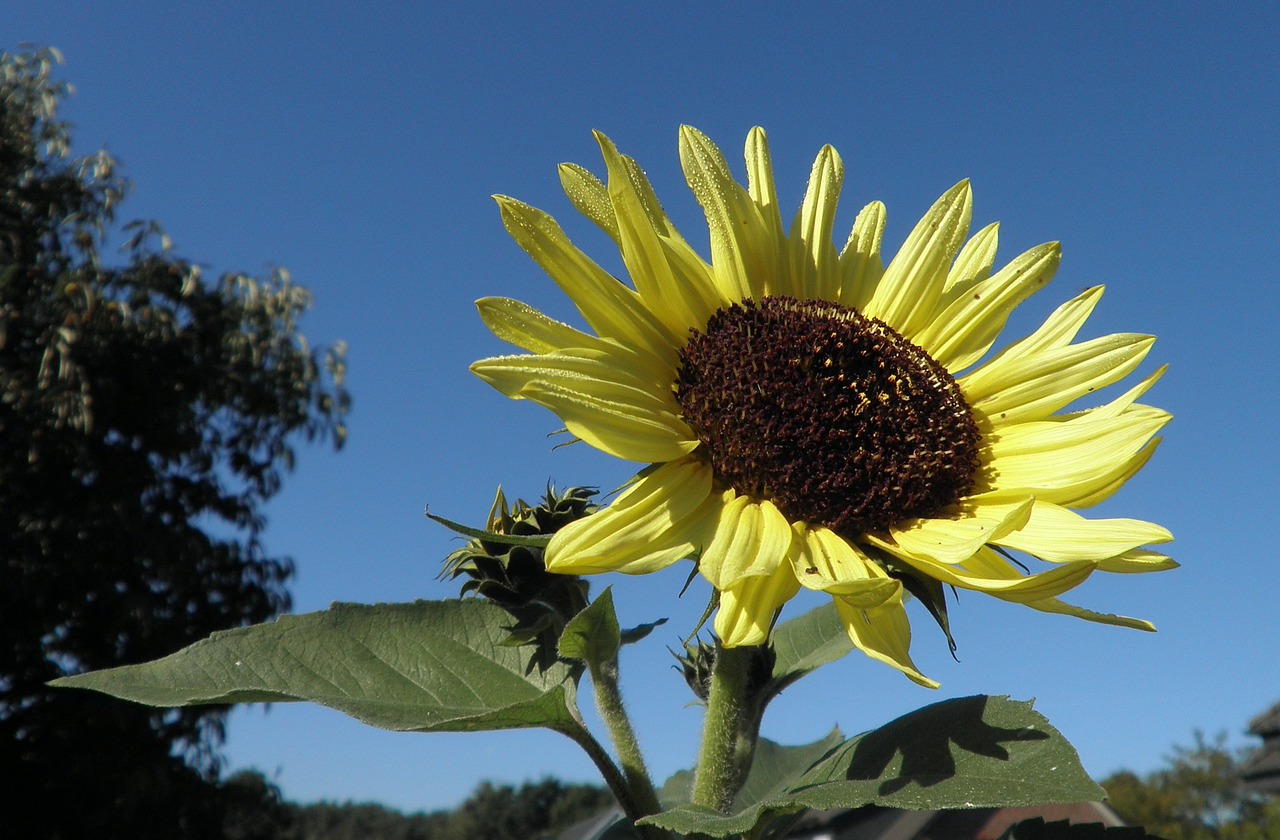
[641,696,1102,838]
[51,599,578,733]
[791,695,1104,810]
[767,602,854,698]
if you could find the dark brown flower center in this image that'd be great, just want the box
[675,296,981,536]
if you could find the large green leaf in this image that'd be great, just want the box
[789,695,1104,810]
[640,696,1104,838]
[51,599,578,733]
[645,731,846,836]
[766,602,854,697]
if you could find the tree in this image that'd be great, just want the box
[1103,731,1280,840]
[0,47,349,838]
[277,779,615,840]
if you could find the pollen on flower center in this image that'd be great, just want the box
[675,296,981,536]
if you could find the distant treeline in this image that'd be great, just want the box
[221,773,615,840]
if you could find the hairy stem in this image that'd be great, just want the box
[590,656,664,818]
[560,717,663,838]
[691,644,762,812]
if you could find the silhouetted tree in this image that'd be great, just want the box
[280,779,613,840]
[1103,731,1279,840]
[1,47,348,839]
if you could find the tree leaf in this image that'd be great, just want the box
[640,696,1102,838]
[766,602,854,697]
[997,817,1160,840]
[51,599,579,733]
[559,587,621,666]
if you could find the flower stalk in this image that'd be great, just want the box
[692,644,765,813]
[588,652,664,821]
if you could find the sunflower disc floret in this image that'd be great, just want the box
[472,125,1174,687]
[676,295,981,536]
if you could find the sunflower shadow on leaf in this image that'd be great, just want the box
[842,696,1049,795]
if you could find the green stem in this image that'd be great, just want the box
[589,655,664,819]
[560,717,666,840]
[691,644,762,813]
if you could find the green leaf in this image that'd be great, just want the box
[766,602,854,697]
[641,696,1103,838]
[51,599,578,733]
[790,695,1104,810]
[645,730,846,836]
[559,587,621,666]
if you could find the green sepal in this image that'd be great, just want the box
[426,508,554,548]
[640,696,1104,838]
[619,617,667,647]
[559,586,621,666]
[51,599,579,734]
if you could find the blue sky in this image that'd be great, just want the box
[11,2,1279,815]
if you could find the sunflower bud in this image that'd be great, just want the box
[672,636,776,703]
[437,485,596,671]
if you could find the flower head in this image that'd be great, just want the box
[473,127,1174,687]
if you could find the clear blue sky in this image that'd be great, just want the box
[11,1,1279,815]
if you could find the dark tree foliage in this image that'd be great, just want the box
[1103,732,1280,840]
[0,48,349,838]
[279,778,615,840]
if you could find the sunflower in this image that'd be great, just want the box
[472,126,1173,687]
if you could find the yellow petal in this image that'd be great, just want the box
[698,494,794,590]
[546,460,717,575]
[918,241,1062,373]
[863,180,972,337]
[471,349,694,462]
[743,127,789,295]
[962,333,1155,425]
[981,285,1104,366]
[834,596,938,689]
[993,500,1172,563]
[837,200,886,311]
[956,554,1156,629]
[980,408,1170,506]
[715,562,801,647]
[523,380,697,463]
[881,543,1097,602]
[790,525,900,606]
[559,162,620,246]
[872,496,1034,564]
[788,144,843,301]
[941,221,1000,294]
[679,125,773,302]
[495,195,677,363]
[476,297,602,354]
[596,131,723,335]
[1019,596,1156,632]
[1096,548,1179,574]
